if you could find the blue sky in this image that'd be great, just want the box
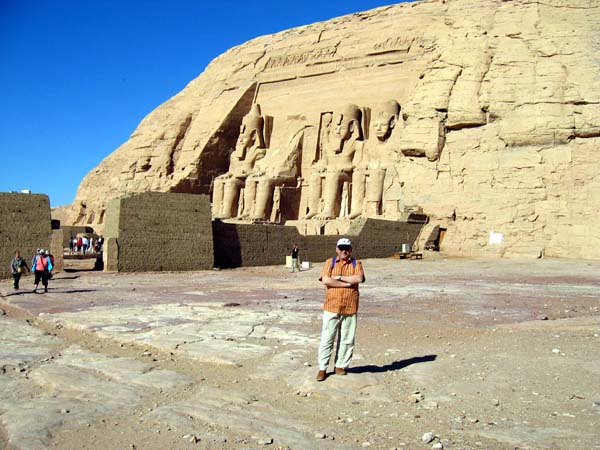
[0,0,404,207]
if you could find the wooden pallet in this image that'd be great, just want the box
[393,252,423,260]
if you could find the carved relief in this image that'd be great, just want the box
[372,35,420,53]
[305,104,365,220]
[351,100,404,219]
[264,47,338,69]
[212,99,426,224]
[212,104,267,219]
[240,126,305,221]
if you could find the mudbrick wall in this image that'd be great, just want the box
[104,192,214,272]
[50,230,64,272]
[0,193,52,279]
[213,218,424,269]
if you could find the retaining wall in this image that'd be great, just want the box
[0,193,52,279]
[213,218,424,268]
[104,192,214,272]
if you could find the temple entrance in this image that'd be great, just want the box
[425,226,446,251]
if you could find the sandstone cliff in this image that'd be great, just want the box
[63,0,600,259]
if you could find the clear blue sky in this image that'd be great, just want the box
[0,0,404,207]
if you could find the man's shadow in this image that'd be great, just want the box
[348,354,437,374]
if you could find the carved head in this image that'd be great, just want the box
[237,103,265,150]
[372,100,400,141]
[333,104,362,141]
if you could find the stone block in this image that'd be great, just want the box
[0,193,52,279]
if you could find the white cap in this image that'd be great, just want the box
[336,238,352,247]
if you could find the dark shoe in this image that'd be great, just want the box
[335,367,347,376]
[44,288,48,293]
[316,370,327,382]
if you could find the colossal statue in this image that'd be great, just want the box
[212,104,266,219]
[350,100,403,218]
[305,104,364,220]
[239,128,304,221]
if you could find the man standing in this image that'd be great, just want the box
[10,250,29,290]
[316,238,365,381]
[291,243,300,273]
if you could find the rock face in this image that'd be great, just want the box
[64,0,600,259]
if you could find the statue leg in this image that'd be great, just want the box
[305,172,323,219]
[252,179,273,221]
[212,178,225,217]
[320,172,344,220]
[221,178,243,219]
[349,169,366,219]
[241,179,256,218]
[366,168,386,216]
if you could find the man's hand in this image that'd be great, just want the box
[322,274,364,287]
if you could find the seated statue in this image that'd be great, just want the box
[212,104,267,219]
[240,128,305,221]
[305,104,364,220]
[349,100,402,218]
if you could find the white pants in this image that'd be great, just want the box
[317,310,357,371]
[291,258,300,272]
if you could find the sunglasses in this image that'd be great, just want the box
[338,245,352,251]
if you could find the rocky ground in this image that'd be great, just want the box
[0,254,599,450]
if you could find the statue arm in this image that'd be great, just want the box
[247,147,266,165]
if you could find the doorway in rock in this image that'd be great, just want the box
[425,226,447,251]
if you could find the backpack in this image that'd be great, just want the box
[331,256,357,269]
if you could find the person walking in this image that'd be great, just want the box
[10,250,29,290]
[316,238,365,381]
[31,249,53,293]
[291,243,300,273]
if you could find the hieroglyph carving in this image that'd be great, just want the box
[264,47,338,69]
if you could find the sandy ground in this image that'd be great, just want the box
[0,253,599,450]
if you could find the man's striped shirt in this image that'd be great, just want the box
[320,256,364,315]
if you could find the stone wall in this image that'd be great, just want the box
[50,230,64,272]
[0,193,52,279]
[213,218,423,269]
[103,192,214,272]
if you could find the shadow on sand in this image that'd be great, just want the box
[4,288,96,296]
[348,354,437,374]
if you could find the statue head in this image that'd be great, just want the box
[237,103,265,151]
[372,100,400,141]
[333,104,363,142]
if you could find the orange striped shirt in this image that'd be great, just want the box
[320,257,364,315]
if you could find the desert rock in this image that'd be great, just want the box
[61,0,600,259]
